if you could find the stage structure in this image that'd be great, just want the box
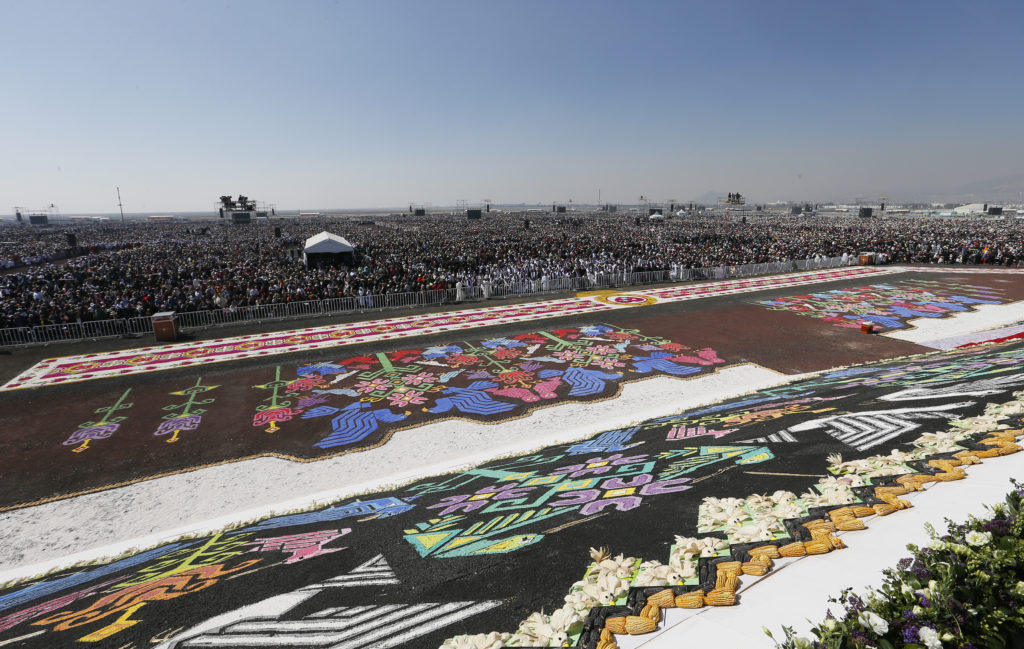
[719,192,746,206]
[13,204,60,225]
[408,202,430,217]
[459,199,490,220]
[217,195,276,223]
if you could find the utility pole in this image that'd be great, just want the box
[116,186,125,223]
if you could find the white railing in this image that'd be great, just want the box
[0,256,856,346]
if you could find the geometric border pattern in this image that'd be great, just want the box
[1,266,895,391]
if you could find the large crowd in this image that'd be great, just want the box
[1,211,1022,329]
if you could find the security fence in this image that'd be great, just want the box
[0,255,856,347]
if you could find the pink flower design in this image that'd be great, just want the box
[553,349,584,361]
[591,345,617,355]
[591,357,625,370]
[402,372,437,386]
[387,389,426,407]
[286,376,327,392]
[354,378,391,394]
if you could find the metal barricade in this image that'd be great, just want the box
[0,255,862,347]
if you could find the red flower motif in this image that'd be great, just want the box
[496,370,535,385]
[253,407,302,427]
[658,342,690,353]
[492,347,523,360]
[448,354,483,366]
[607,332,638,341]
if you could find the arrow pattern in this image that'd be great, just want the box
[786,402,973,451]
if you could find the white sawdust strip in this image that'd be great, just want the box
[883,300,1024,345]
[0,363,801,583]
[920,321,1024,350]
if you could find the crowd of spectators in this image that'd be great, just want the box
[1,211,1022,329]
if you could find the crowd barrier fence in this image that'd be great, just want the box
[0,256,856,347]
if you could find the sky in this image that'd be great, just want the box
[2,0,1023,213]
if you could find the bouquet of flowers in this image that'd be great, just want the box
[769,480,1024,649]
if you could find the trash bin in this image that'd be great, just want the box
[152,311,179,342]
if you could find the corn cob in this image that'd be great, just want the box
[715,561,742,575]
[705,589,737,606]
[828,507,853,521]
[779,542,806,557]
[597,627,618,649]
[836,518,865,531]
[749,545,781,559]
[675,590,705,608]
[715,572,738,591]
[647,589,676,608]
[625,615,656,634]
[804,539,831,554]
[872,503,898,516]
[741,561,769,576]
[953,451,981,464]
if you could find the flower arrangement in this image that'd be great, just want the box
[442,389,1024,649]
[768,480,1024,649]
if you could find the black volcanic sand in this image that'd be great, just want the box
[1,338,1022,648]
[3,271,1022,511]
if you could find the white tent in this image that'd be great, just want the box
[303,231,356,267]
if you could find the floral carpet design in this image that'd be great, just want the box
[754,280,1006,330]
[4,339,1024,649]
[1,266,892,391]
[2,324,732,511]
[264,324,728,449]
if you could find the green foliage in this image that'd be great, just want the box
[771,480,1024,649]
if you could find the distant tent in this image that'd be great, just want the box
[302,231,356,267]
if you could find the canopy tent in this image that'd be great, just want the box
[302,231,356,267]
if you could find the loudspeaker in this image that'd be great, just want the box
[219,208,224,218]
[66,233,77,247]
[274,227,281,237]
[859,207,873,218]
[15,211,22,222]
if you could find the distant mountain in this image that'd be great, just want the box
[940,173,1024,203]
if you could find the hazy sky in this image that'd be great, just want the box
[2,0,1022,213]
